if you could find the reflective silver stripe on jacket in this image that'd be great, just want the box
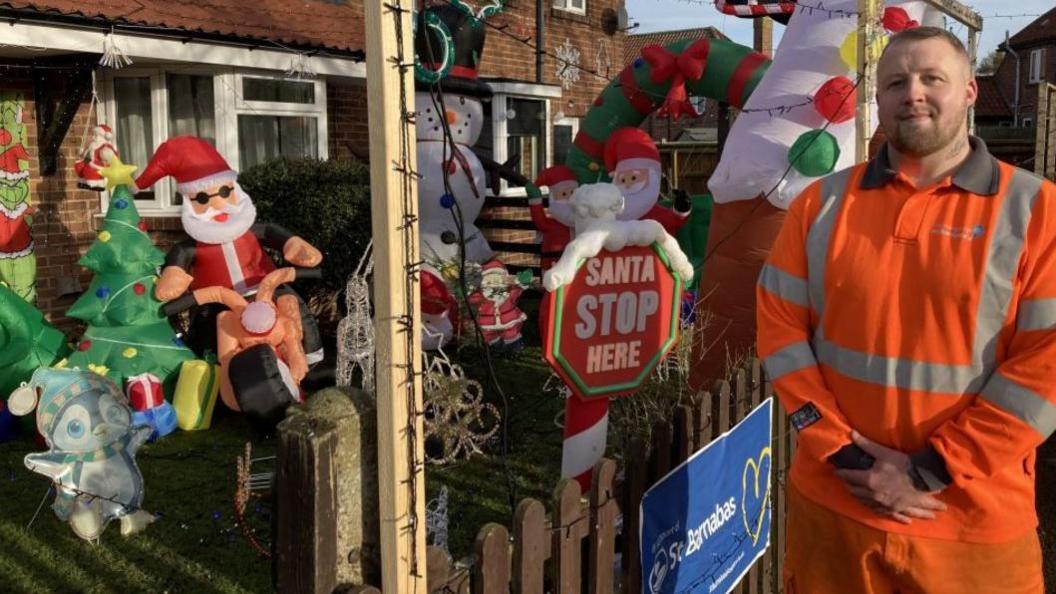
[1017,298,1056,331]
[763,341,816,381]
[758,263,809,308]
[806,167,853,317]
[972,168,1043,374]
[982,372,1056,438]
[802,166,1045,399]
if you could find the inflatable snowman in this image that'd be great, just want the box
[413,4,494,269]
[413,4,510,348]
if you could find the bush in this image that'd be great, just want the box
[238,157,371,290]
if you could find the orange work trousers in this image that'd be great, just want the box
[783,485,1044,594]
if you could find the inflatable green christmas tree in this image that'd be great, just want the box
[66,185,194,394]
[0,283,68,399]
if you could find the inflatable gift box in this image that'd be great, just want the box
[172,360,219,431]
[127,373,177,440]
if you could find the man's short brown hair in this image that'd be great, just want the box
[882,26,970,63]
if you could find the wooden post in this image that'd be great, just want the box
[275,422,339,593]
[1048,85,1056,180]
[967,27,979,136]
[753,17,773,58]
[588,460,619,594]
[364,1,427,593]
[1037,84,1056,179]
[919,0,983,30]
[856,0,882,162]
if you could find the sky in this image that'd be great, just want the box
[624,0,1053,60]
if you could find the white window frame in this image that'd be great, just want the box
[552,115,580,168]
[98,67,327,216]
[553,0,586,15]
[484,81,562,197]
[1029,49,1045,84]
[227,72,329,172]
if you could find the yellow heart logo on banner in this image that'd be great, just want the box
[741,447,772,546]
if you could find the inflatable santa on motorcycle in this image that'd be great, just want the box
[132,136,324,363]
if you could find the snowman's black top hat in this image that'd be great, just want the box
[414,4,492,98]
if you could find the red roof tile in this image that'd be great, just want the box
[1008,6,1056,49]
[0,0,364,54]
[625,27,729,63]
[975,75,1012,119]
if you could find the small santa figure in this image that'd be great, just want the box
[530,165,578,271]
[603,127,692,234]
[468,259,527,350]
[74,125,119,191]
[134,136,324,363]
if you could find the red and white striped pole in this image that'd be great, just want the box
[561,391,610,492]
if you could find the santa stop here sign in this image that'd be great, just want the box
[542,243,684,401]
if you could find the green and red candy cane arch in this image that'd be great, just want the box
[565,38,772,182]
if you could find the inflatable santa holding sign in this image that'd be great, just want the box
[542,183,693,490]
[604,127,692,234]
[133,136,324,363]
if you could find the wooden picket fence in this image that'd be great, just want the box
[350,358,794,594]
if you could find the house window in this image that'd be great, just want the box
[234,75,325,171]
[505,97,547,188]
[1023,117,1034,128]
[102,69,327,214]
[553,116,579,166]
[474,80,561,195]
[554,0,586,15]
[1029,49,1045,84]
[113,76,157,204]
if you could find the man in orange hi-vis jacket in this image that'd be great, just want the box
[757,27,1052,593]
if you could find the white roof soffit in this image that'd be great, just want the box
[3,20,366,78]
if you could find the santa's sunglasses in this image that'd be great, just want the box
[189,185,234,205]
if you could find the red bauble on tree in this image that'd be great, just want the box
[813,76,857,124]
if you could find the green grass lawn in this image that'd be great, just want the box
[0,338,566,593]
[0,412,277,594]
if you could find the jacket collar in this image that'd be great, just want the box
[859,136,1000,195]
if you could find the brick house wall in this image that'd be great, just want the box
[328,78,371,162]
[5,66,185,331]
[476,0,626,267]
[993,41,1056,125]
[9,0,623,322]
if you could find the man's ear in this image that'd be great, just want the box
[966,76,979,108]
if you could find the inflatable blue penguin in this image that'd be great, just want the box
[10,367,155,541]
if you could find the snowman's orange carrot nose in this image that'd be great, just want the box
[445,110,457,124]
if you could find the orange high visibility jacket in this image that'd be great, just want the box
[757,138,1056,543]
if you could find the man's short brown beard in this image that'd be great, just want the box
[888,109,967,158]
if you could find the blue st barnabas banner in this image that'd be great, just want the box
[641,398,772,594]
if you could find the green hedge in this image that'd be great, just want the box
[239,157,371,289]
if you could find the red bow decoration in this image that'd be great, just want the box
[641,39,711,120]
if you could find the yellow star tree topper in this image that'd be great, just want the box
[99,155,138,191]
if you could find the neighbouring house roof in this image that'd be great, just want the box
[975,75,1013,119]
[1008,6,1056,49]
[625,27,729,63]
[0,0,365,56]
[675,127,718,143]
